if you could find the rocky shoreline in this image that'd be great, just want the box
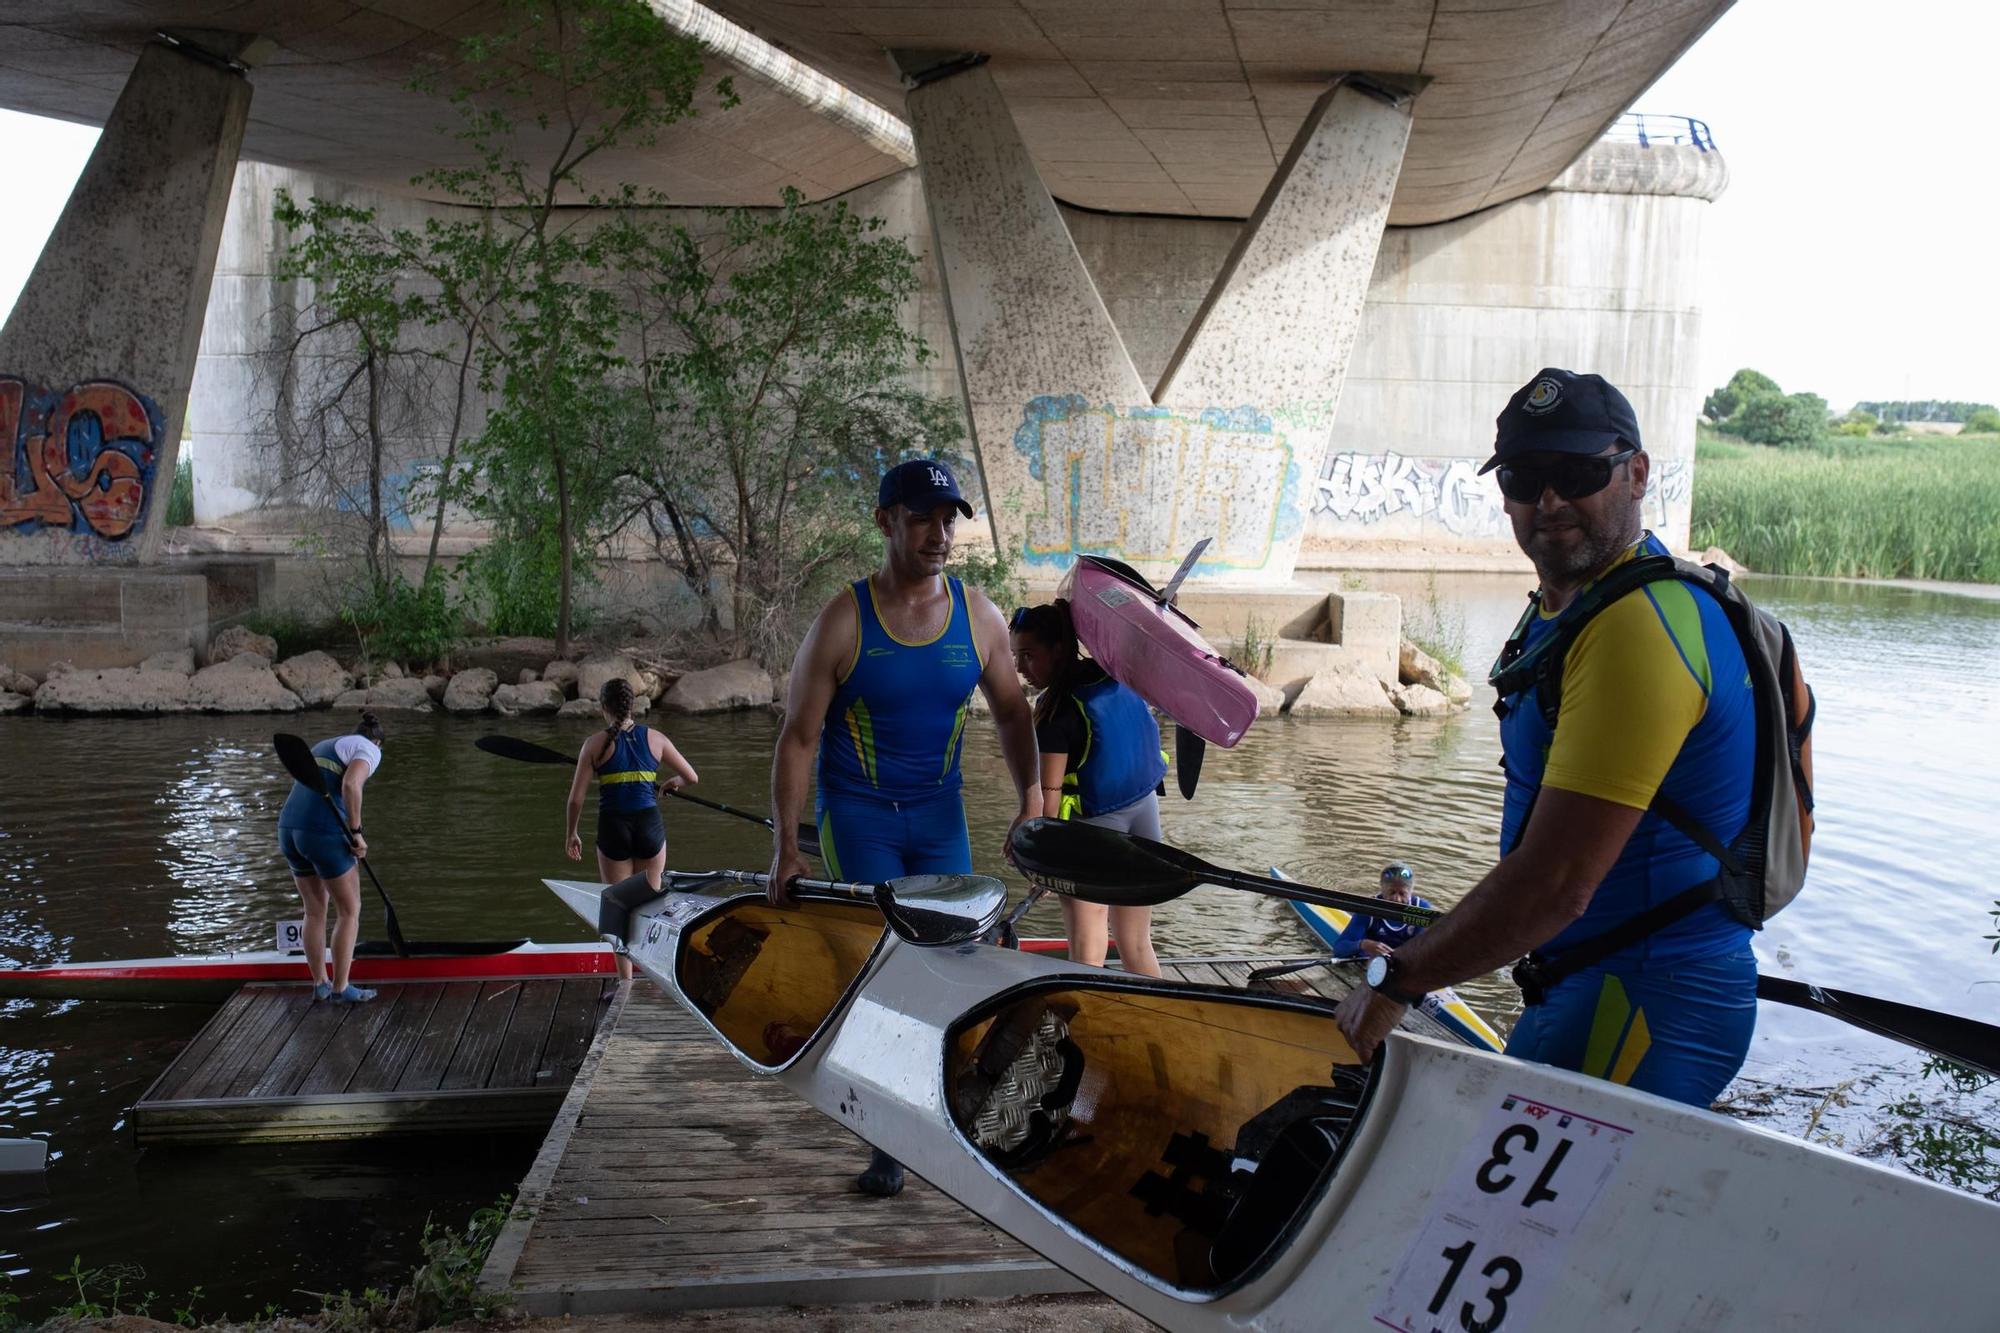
[1,628,1470,721]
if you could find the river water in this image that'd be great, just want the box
[2,573,1996,1315]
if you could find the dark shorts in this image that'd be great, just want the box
[597,806,665,862]
[279,823,355,880]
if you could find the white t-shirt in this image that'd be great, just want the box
[332,735,382,777]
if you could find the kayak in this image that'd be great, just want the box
[1278,869,1506,1052]
[0,934,1079,1003]
[1060,552,1259,748]
[544,873,2000,1331]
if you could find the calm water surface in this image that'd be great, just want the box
[2,572,1995,1313]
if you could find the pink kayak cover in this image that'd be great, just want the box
[1058,556,1259,747]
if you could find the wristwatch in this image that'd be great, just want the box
[1365,954,1425,1006]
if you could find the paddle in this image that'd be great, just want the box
[1175,726,1205,800]
[656,868,1007,948]
[473,734,823,858]
[1009,818,2000,1078]
[1247,955,1367,983]
[273,732,408,958]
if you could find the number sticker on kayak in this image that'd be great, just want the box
[1094,586,1134,609]
[1373,1094,1633,1333]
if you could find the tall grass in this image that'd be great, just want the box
[1690,434,2000,582]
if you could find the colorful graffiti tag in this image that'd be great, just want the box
[1310,449,1693,539]
[1012,395,1300,571]
[1,377,161,540]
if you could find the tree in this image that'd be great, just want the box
[1736,391,1827,448]
[1963,407,2000,434]
[410,0,719,654]
[611,190,966,661]
[1705,367,1783,425]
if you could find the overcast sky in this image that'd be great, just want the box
[0,1,1994,412]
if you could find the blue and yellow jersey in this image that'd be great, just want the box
[1499,533,1757,968]
[818,576,985,802]
[595,724,659,813]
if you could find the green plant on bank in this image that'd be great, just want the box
[341,571,465,670]
[1404,568,1467,679]
[166,455,194,526]
[1236,612,1277,677]
[1689,435,2000,582]
[949,537,1026,616]
[314,1196,513,1333]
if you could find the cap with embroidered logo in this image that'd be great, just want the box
[1480,368,1643,475]
[878,458,974,518]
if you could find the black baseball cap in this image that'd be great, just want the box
[1479,369,1643,475]
[878,458,973,518]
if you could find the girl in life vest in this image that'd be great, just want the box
[1011,601,1168,977]
[565,677,700,982]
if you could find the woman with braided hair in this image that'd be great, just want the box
[565,676,699,982]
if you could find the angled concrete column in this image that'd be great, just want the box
[903,61,1412,585]
[0,39,252,566]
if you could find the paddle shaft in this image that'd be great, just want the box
[475,734,822,856]
[272,733,407,958]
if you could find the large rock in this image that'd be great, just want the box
[1390,683,1451,716]
[660,659,774,713]
[577,652,643,702]
[275,651,353,708]
[0,691,31,714]
[1696,545,1749,576]
[139,649,195,675]
[0,664,36,695]
[334,678,435,712]
[558,697,602,718]
[37,666,193,714]
[189,654,304,713]
[1286,667,1397,717]
[1398,639,1448,691]
[637,669,662,700]
[541,659,580,698]
[442,668,499,714]
[1247,675,1287,718]
[423,673,448,702]
[1444,673,1473,705]
[458,636,561,682]
[208,625,279,665]
[491,681,565,716]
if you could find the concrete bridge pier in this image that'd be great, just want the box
[0,34,255,569]
[897,53,1415,591]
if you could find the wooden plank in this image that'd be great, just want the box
[220,987,329,1098]
[142,984,266,1102]
[395,981,483,1092]
[243,991,356,1098]
[440,981,525,1091]
[294,982,415,1095]
[535,978,609,1084]
[485,980,562,1089]
[349,981,446,1090]
[133,1086,568,1146]
[177,986,313,1100]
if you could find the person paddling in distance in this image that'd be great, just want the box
[1009,600,1165,978]
[566,677,700,984]
[276,711,386,1003]
[1335,369,1763,1107]
[770,458,1042,1197]
[1327,862,1434,961]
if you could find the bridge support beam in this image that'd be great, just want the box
[0,37,253,566]
[899,55,1414,585]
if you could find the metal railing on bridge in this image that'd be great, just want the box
[1603,112,1717,151]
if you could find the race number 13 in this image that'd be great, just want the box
[1373,1095,1634,1333]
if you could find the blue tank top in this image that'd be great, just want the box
[278,736,362,832]
[1498,534,1756,968]
[595,725,659,813]
[1068,678,1166,817]
[818,576,984,802]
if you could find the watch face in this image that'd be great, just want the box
[1365,955,1389,989]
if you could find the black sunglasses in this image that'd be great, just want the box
[1495,445,1637,505]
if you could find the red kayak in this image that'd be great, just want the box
[1,936,1079,1003]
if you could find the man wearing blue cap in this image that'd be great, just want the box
[769,457,1042,1195]
[1335,369,1761,1108]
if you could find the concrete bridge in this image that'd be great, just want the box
[0,0,1731,595]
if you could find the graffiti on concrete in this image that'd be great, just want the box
[1012,395,1300,570]
[1,378,161,540]
[1310,449,1693,539]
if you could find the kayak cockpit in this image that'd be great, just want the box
[944,979,1376,1292]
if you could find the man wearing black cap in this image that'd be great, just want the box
[1336,369,1761,1107]
[769,457,1042,1195]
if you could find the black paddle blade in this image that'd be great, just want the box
[273,732,326,794]
[1007,818,1194,907]
[1757,975,2000,1079]
[474,734,574,766]
[1176,727,1205,800]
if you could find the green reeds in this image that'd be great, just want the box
[1690,436,2000,583]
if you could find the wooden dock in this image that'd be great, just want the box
[481,954,1421,1315]
[132,978,612,1145]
